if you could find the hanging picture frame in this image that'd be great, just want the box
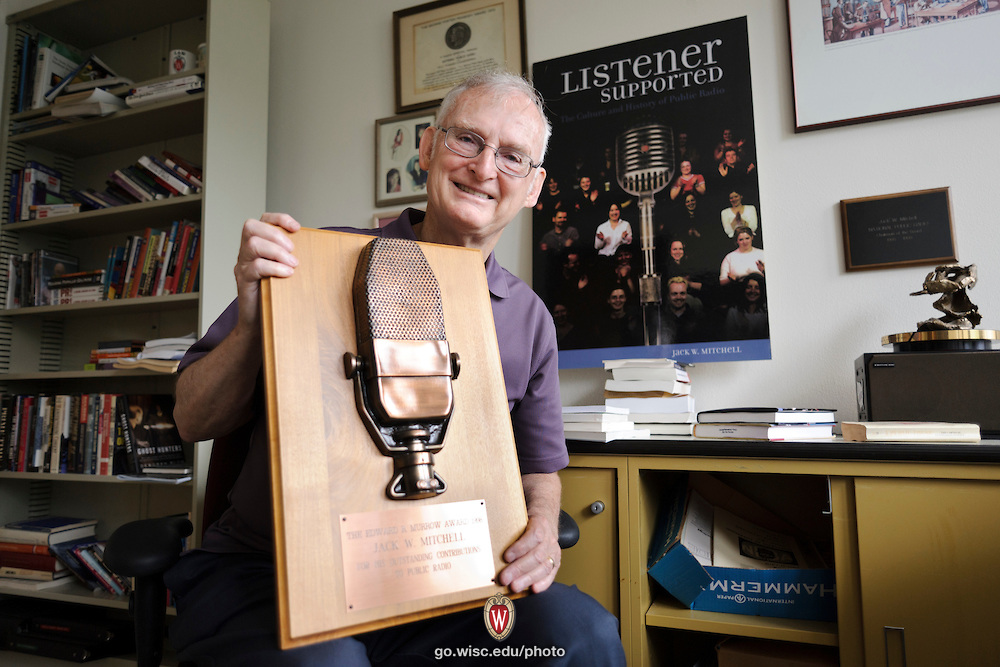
[374,109,436,207]
[840,187,956,271]
[787,1,1000,131]
[393,0,526,113]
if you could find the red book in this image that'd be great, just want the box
[0,550,64,572]
[0,541,51,556]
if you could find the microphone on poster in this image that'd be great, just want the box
[616,123,675,345]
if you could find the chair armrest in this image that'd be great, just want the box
[104,516,193,578]
[557,509,580,549]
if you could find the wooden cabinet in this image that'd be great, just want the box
[557,456,628,620]
[559,443,1000,666]
[854,477,1000,667]
[0,1,269,661]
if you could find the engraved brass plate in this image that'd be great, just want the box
[340,499,495,611]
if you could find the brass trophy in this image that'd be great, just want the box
[882,263,999,351]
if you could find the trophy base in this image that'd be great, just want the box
[881,329,999,352]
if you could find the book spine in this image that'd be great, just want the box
[138,155,193,194]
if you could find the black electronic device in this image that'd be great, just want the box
[855,350,1000,436]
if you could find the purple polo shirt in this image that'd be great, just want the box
[180,210,567,554]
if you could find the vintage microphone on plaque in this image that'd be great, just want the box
[616,122,675,345]
[343,237,461,500]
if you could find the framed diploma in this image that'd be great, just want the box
[393,0,526,113]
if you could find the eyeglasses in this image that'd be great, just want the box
[437,126,540,178]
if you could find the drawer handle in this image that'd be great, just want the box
[884,626,907,667]
[590,501,605,515]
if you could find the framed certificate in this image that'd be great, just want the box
[393,0,526,113]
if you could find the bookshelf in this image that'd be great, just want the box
[0,0,269,659]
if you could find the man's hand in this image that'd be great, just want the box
[174,213,301,442]
[497,473,561,594]
[234,213,301,332]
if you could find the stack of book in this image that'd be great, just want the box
[88,339,145,370]
[69,150,203,211]
[49,269,106,305]
[50,87,126,118]
[604,358,696,436]
[112,333,197,373]
[562,405,650,443]
[124,74,203,108]
[694,408,838,441]
[563,405,649,442]
[6,159,77,223]
[0,517,97,591]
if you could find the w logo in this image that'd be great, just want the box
[483,594,516,641]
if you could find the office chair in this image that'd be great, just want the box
[105,422,579,667]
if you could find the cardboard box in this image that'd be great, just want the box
[717,638,838,667]
[647,473,836,621]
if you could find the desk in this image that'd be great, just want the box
[557,437,1000,666]
[844,17,886,38]
[913,0,980,22]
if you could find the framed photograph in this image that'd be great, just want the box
[787,2,1000,131]
[393,0,526,113]
[841,187,956,272]
[375,110,436,208]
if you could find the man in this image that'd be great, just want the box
[661,276,704,344]
[539,209,579,253]
[165,71,624,665]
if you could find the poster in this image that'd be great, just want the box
[531,17,771,368]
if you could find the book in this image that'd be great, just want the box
[123,394,188,470]
[137,155,196,195]
[840,421,981,443]
[0,517,98,546]
[635,422,696,436]
[0,565,71,581]
[693,422,835,441]
[31,45,83,109]
[604,379,691,395]
[697,408,837,424]
[626,412,696,424]
[48,537,109,591]
[561,404,629,415]
[603,358,689,382]
[124,79,204,107]
[564,428,651,442]
[606,395,696,414]
[0,573,72,591]
[562,412,631,424]
[111,357,180,373]
[50,87,125,117]
[0,549,65,572]
[559,421,637,433]
[47,53,127,100]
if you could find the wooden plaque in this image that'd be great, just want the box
[260,228,527,649]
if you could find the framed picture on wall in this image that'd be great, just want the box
[393,0,526,113]
[787,1,1000,131]
[374,110,436,208]
[840,187,956,271]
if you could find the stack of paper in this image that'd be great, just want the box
[603,359,695,436]
[562,405,650,442]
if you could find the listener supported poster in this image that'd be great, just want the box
[531,17,770,368]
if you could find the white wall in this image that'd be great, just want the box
[265,0,997,419]
[5,0,996,420]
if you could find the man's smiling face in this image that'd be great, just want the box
[418,88,546,251]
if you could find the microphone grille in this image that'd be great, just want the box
[616,123,675,196]
[355,237,446,341]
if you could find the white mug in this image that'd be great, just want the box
[169,49,196,73]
